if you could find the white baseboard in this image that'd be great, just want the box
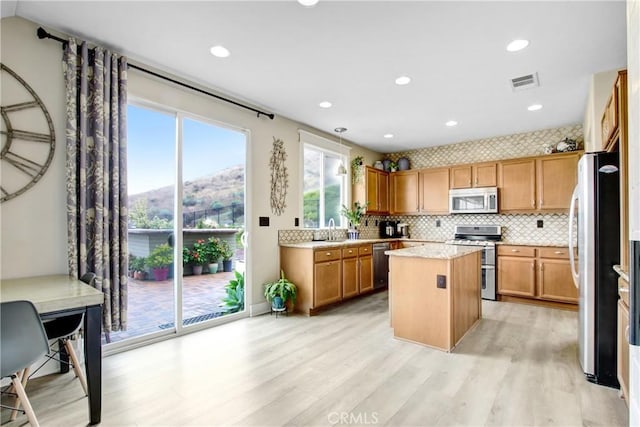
[250,301,270,316]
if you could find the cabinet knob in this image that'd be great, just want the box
[554,251,564,255]
[511,249,520,252]
[326,252,331,256]
[531,262,535,270]
[348,250,353,254]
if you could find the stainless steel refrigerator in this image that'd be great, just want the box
[569,151,620,388]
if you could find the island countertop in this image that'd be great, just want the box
[386,242,483,260]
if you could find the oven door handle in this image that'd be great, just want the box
[481,265,495,269]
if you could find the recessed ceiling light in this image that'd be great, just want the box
[506,39,530,52]
[395,76,411,86]
[298,0,319,6]
[527,104,543,111]
[210,45,230,58]
[445,120,458,127]
[383,133,394,139]
[319,101,332,109]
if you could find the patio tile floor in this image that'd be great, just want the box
[105,271,236,344]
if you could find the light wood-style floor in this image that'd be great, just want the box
[1,291,629,426]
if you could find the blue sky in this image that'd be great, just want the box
[127,105,246,195]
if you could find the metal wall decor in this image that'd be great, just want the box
[1,63,56,203]
[269,137,288,216]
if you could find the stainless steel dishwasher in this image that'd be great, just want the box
[373,242,391,289]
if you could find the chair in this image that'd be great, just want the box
[1,300,50,426]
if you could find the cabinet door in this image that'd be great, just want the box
[390,171,419,214]
[450,166,472,189]
[498,159,536,211]
[618,299,630,402]
[314,261,342,307]
[537,154,578,210]
[498,256,536,297]
[359,255,373,293]
[366,168,380,213]
[537,259,578,303]
[342,257,359,299]
[474,163,497,187]
[419,168,450,214]
[378,171,389,214]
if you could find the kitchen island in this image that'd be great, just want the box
[387,243,482,352]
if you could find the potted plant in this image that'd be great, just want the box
[219,271,245,313]
[264,270,297,312]
[341,201,367,239]
[130,255,147,280]
[147,243,173,281]
[190,239,208,275]
[219,240,234,272]
[389,160,398,172]
[205,237,221,273]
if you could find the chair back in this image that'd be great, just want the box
[80,272,97,287]
[1,300,49,377]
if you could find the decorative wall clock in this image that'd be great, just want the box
[0,63,55,203]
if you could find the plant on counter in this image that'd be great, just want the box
[219,270,245,313]
[264,270,297,311]
[341,201,367,229]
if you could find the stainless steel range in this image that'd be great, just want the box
[446,225,502,300]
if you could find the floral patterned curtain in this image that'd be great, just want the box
[64,39,128,336]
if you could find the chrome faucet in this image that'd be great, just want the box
[328,218,335,241]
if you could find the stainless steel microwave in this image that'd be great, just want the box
[449,187,498,214]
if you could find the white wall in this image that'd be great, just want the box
[583,69,620,152]
[0,17,381,311]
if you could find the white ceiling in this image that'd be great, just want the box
[6,1,627,152]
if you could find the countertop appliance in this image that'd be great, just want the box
[449,187,498,214]
[445,225,501,300]
[397,223,409,238]
[373,242,390,289]
[379,220,397,238]
[569,151,620,388]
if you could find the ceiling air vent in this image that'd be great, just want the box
[510,72,539,91]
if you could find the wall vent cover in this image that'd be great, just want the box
[510,72,539,91]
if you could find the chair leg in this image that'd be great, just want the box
[10,367,30,421]
[11,374,39,427]
[64,340,88,396]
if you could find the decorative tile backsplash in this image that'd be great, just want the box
[384,124,583,169]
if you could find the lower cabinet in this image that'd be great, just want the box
[281,243,378,315]
[497,245,577,307]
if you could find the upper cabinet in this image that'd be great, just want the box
[390,170,419,215]
[498,152,579,213]
[354,167,389,214]
[419,167,450,214]
[450,163,497,189]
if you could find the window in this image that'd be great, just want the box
[300,131,350,229]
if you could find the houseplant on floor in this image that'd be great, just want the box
[264,270,297,312]
[219,270,245,313]
[341,201,367,239]
[147,243,173,281]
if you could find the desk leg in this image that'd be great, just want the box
[84,305,102,425]
[59,339,70,373]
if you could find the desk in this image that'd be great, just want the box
[0,274,104,425]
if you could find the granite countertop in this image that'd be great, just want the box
[279,238,398,249]
[385,242,483,260]
[613,265,629,282]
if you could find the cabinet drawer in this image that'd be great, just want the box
[498,245,536,257]
[342,247,358,258]
[314,249,341,262]
[358,245,372,256]
[538,247,570,259]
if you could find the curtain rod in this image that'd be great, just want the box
[36,27,275,120]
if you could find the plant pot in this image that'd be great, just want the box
[133,271,145,280]
[207,263,219,274]
[152,267,169,281]
[223,259,233,272]
[347,229,360,240]
[272,296,285,310]
[192,265,203,275]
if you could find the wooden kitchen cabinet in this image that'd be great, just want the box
[342,247,359,299]
[419,167,450,214]
[498,159,536,211]
[536,154,579,211]
[354,167,389,214]
[359,252,374,293]
[617,277,630,404]
[390,170,419,214]
[498,245,577,308]
[450,163,497,189]
[314,259,342,307]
